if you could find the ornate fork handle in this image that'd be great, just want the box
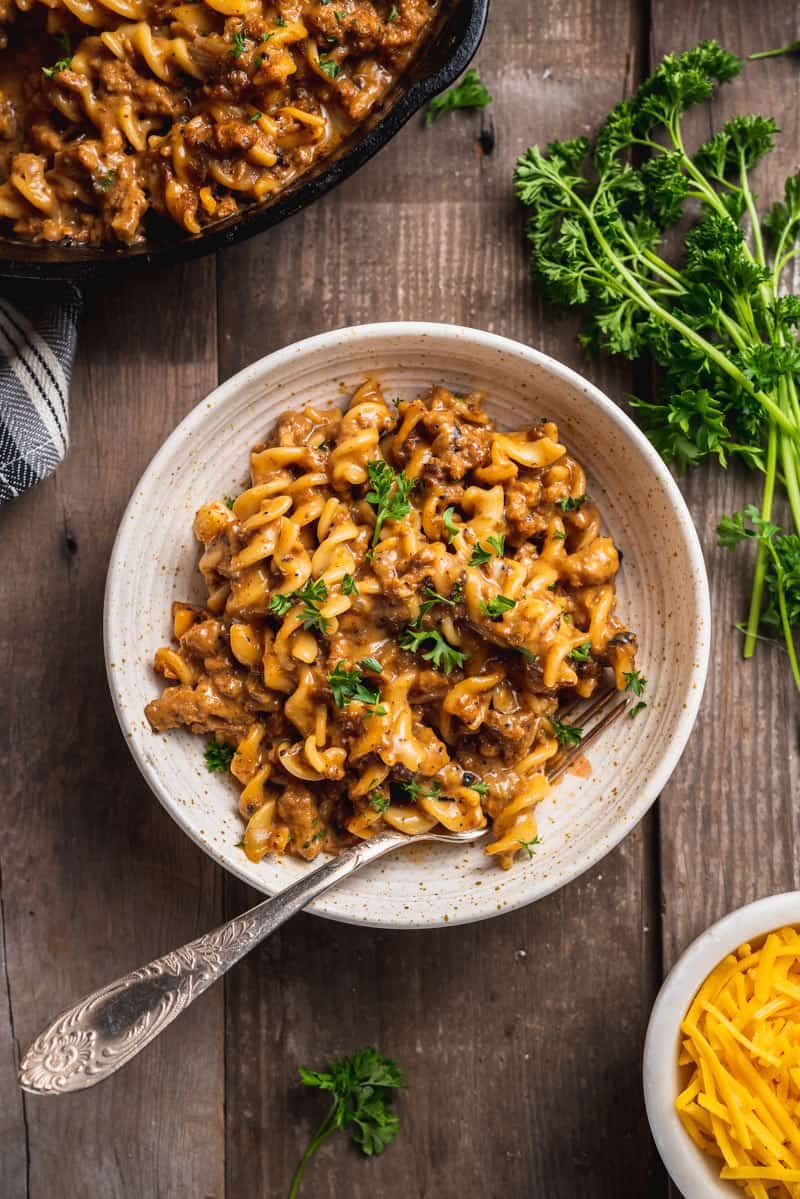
[19,833,405,1095]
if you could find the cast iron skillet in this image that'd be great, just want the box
[0,0,489,280]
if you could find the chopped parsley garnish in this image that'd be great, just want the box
[469,533,505,565]
[419,584,457,617]
[549,716,583,748]
[95,171,116,193]
[358,656,382,674]
[249,111,263,122]
[261,31,273,41]
[399,622,467,674]
[327,662,386,715]
[224,495,235,509]
[229,31,247,58]
[302,827,327,849]
[276,15,287,24]
[551,530,566,541]
[426,68,492,125]
[269,579,330,631]
[42,33,72,77]
[401,778,442,802]
[556,495,587,512]
[468,779,489,798]
[294,578,330,632]
[519,647,536,663]
[269,592,294,616]
[623,669,647,696]
[292,1048,405,1196]
[318,53,340,79]
[441,506,459,542]
[479,595,516,620]
[568,641,592,662]
[342,573,359,596]
[369,791,390,814]
[388,3,398,19]
[204,741,235,772]
[518,835,541,858]
[628,701,647,718]
[365,459,414,553]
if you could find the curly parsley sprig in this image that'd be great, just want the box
[364,460,414,556]
[289,1047,405,1198]
[514,39,800,691]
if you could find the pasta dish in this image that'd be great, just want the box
[145,379,640,869]
[0,0,434,245]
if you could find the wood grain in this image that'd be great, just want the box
[0,261,225,1199]
[218,2,662,1196]
[4,2,797,1196]
[650,1,800,960]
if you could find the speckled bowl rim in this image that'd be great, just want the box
[643,892,800,1198]
[104,321,711,929]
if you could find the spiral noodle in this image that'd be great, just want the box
[0,0,436,245]
[145,378,640,869]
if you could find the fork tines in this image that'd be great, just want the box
[546,685,628,784]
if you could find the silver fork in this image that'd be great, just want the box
[18,688,626,1096]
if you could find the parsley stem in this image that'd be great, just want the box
[571,182,800,440]
[744,422,777,659]
[287,1101,339,1199]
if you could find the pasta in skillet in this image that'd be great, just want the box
[145,379,640,869]
[0,1,434,244]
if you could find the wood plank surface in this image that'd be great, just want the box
[218,2,662,1197]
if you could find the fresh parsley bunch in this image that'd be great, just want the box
[288,1047,406,1197]
[514,40,800,689]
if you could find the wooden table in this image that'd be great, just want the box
[2,2,799,1194]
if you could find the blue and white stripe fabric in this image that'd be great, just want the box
[0,282,81,504]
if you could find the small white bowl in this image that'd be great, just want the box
[644,892,800,1198]
[104,322,710,929]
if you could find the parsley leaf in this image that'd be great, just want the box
[269,592,293,617]
[479,595,516,620]
[342,573,359,596]
[468,779,489,798]
[426,68,492,125]
[95,171,116,193]
[42,33,72,77]
[269,579,330,631]
[628,701,647,718]
[568,641,592,661]
[358,656,382,674]
[204,741,235,772]
[327,662,386,715]
[556,495,586,512]
[623,669,647,696]
[229,30,247,58]
[518,835,540,858]
[401,778,442,801]
[469,533,505,565]
[365,459,414,553]
[441,506,460,542]
[399,621,467,674]
[369,790,390,814]
[291,1048,405,1196]
[514,39,800,695]
[317,52,340,79]
[549,716,583,748]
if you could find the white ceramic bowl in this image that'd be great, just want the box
[644,893,800,1198]
[104,322,710,929]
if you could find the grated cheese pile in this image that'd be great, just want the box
[677,926,800,1198]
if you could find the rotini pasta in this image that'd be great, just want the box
[0,0,434,244]
[145,378,640,869]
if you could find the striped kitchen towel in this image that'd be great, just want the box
[0,281,82,504]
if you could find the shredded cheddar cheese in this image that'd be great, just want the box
[677,926,800,1198]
